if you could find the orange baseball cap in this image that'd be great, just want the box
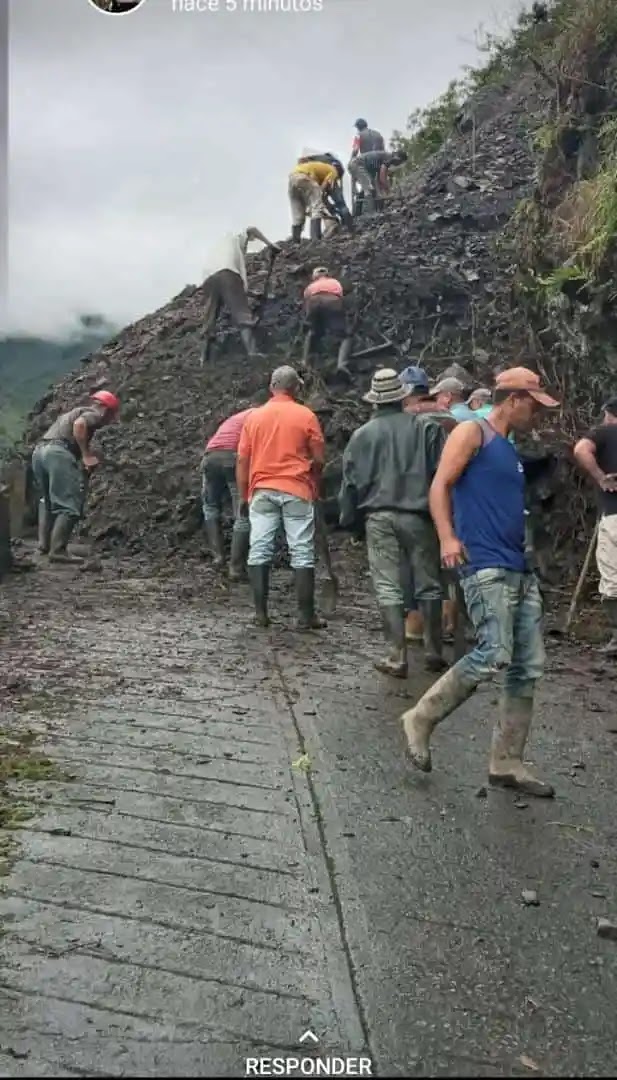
[495,367,559,407]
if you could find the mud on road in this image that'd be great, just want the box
[0,556,616,1077]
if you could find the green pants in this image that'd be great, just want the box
[366,510,441,607]
[32,443,85,521]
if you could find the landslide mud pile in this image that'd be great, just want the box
[23,26,583,562]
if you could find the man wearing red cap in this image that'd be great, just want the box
[31,391,120,563]
[401,368,559,797]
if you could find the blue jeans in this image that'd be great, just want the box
[248,489,315,569]
[455,568,545,697]
[201,450,249,535]
[32,443,85,522]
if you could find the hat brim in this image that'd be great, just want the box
[529,390,559,407]
[363,386,410,404]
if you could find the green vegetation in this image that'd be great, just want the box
[0,314,118,455]
[0,726,63,866]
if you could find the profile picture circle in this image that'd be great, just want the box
[88,0,147,14]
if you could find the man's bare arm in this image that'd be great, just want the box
[73,418,99,468]
[573,436,617,491]
[429,421,482,566]
[246,227,280,252]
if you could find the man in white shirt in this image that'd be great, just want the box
[201,226,280,364]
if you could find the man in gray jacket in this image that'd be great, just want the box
[339,368,447,677]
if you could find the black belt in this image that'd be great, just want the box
[40,439,80,459]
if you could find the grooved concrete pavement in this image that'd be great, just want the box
[1,562,616,1076]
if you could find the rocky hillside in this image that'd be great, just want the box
[23,0,616,564]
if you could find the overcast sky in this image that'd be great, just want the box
[7,0,529,338]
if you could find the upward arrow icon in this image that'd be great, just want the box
[299,1030,319,1045]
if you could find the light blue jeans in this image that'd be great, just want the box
[248,489,315,569]
[456,568,545,698]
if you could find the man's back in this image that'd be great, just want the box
[206,408,255,453]
[239,396,324,502]
[347,409,444,514]
[355,128,385,154]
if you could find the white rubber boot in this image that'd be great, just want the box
[488,694,554,798]
[401,666,476,772]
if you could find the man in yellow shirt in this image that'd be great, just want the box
[289,159,340,242]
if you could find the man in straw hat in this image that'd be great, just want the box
[339,368,447,677]
[401,367,559,796]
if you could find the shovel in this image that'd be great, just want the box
[315,503,339,615]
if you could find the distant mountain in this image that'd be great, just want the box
[0,314,118,452]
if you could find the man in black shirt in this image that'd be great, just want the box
[574,398,617,654]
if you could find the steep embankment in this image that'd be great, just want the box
[22,1,616,565]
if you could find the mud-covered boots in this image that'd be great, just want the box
[401,666,476,772]
[248,564,270,627]
[240,328,265,360]
[291,224,303,243]
[335,337,353,378]
[599,598,617,656]
[420,599,449,672]
[48,514,83,564]
[302,331,315,369]
[205,519,225,569]
[37,499,52,555]
[228,529,249,582]
[309,218,322,241]
[488,694,555,797]
[375,605,407,678]
[295,568,326,630]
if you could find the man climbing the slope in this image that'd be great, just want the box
[349,149,408,215]
[350,118,385,158]
[574,397,617,655]
[339,369,447,678]
[200,226,281,365]
[236,365,326,631]
[302,266,353,378]
[288,158,340,241]
[32,390,120,564]
[201,404,259,580]
[400,368,559,797]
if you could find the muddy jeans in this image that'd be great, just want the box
[288,173,324,227]
[366,510,441,607]
[201,449,248,535]
[248,489,315,569]
[202,269,254,334]
[596,513,617,599]
[455,568,545,697]
[31,442,85,521]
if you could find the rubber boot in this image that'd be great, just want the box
[291,224,303,243]
[401,666,476,772]
[420,599,448,672]
[442,597,457,643]
[309,218,322,241]
[38,499,52,555]
[488,694,555,797]
[248,564,270,627]
[204,518,225,568]
[240,327,265,360]
[295,568,326,631]
[598,598,617,656]
[48,514,83,564]
[375,605,407,678]
[302,331,315,368]
[228,528,249,582]
[405,609,424,644]
[335,337,353,378]
[200,337,213,367]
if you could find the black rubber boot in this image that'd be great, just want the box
[295,568,326,630]
[38,499,52,555]
[335,337,353,377]
[420,599,448,672]
[248,565,270,627]
[375,605,407,678]
[228,529,250,582]
[302,331,315,368]
[49,514,83,564]
[599,598,617,656]
[291,224,303,242]
[309,218,322,241]
[200,337,213,366]
[240,328,265,359]
[204,519,225,568]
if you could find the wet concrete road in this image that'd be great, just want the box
[0,563,616,1076]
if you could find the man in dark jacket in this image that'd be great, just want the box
[339,368,447,677]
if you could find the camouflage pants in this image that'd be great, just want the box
[366,510,441,607]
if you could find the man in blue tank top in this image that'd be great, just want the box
[401,367,559,797]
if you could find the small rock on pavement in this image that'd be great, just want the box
[475,785,488,798]
[597,918,617,941]
[522,890,540,906]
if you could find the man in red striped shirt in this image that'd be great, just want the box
[202,405,257,579]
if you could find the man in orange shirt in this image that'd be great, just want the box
[236,366,327,630]
[302,266,353,377]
